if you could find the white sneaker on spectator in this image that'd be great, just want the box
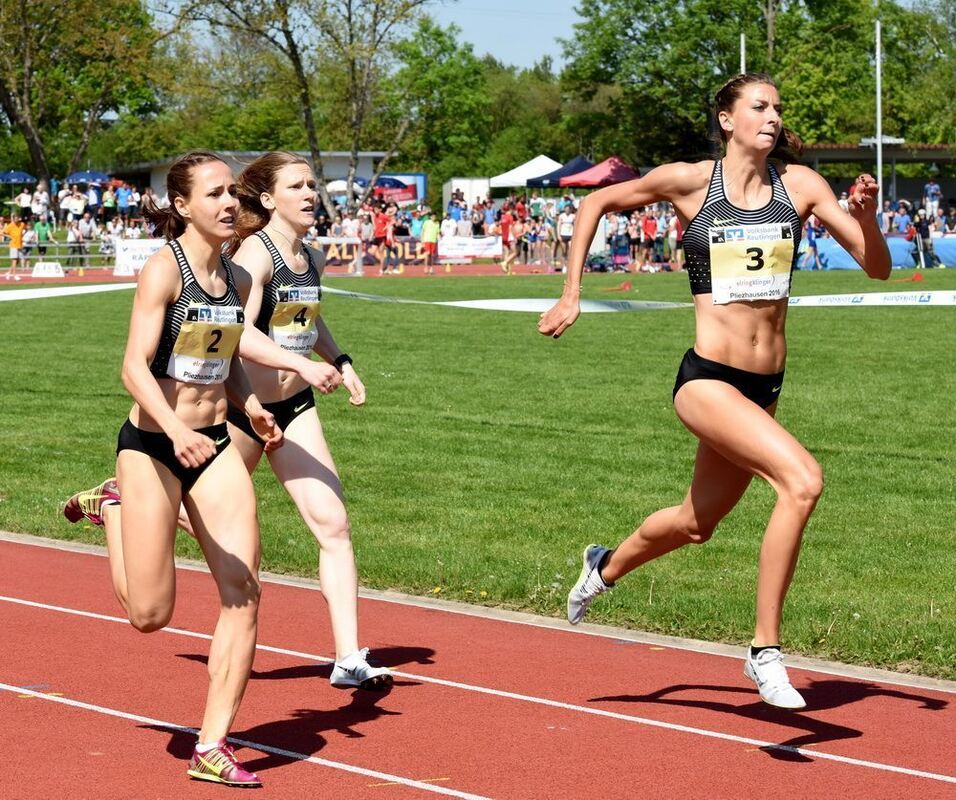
[567,544,613,625]
[744,647,806,709]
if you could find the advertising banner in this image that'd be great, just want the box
[114,238,166,275]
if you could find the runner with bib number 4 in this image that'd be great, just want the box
[540,74,890,709]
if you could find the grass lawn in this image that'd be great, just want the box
[0,267,953,678]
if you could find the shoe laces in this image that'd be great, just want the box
[580,567,609,598]
[755,649,791,687]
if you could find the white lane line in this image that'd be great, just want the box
[2,594,954,786]
[0,682,491,800]
[9,532,951,695]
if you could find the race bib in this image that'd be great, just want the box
[270,286,321,355]
[709,223,794,304]
[168,304,244,384]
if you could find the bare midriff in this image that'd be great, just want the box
[691,294,789,374]
[242,359,307,405]
[129,381,228,432]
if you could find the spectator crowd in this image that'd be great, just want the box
[3,174,954,277]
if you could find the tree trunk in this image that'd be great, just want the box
[0,84,51,182]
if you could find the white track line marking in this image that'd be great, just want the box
[2,594,954,786]
[8,533,954,693]
[7,532,952,695]
[0,682,490,800]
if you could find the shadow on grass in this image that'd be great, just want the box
[589,679,946,762]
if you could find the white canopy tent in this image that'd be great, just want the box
[489,155,562,188]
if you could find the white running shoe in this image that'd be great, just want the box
[744,647,807,709]
[567,544,613,625]
[330,648,393,691]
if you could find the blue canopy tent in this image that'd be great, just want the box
[526,156,594,188]
[0,170,37,184]
[66,170,111,184]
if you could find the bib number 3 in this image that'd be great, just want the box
[745,247,765,271]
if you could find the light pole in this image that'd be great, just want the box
[876,19,883,208]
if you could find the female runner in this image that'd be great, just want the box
[69,152,392,690]
[66,150,343,786]
[539,74,890,709]
[222,151,392,689]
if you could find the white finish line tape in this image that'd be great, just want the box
[788,290,956,307]
[2,282,952,310]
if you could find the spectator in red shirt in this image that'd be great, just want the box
[499,203,516,274]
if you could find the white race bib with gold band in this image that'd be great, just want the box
[167,304,244,384]
[708,223,795,305]
[270,286,321,355]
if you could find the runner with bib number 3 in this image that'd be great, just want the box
[540,74,890,709]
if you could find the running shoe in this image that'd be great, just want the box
[567,544,613,625]
[187,740,261,787]
[744,647,807,710]
[330,647,393,690]
[63,478,120,526]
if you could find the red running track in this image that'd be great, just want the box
[1,537,954,799]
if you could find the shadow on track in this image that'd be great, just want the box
[144,690,401,774]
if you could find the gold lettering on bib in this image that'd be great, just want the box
[168,304,244,384]
[708,223,794,304]
[270,286,321,356]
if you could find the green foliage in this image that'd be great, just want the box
[0,0,162,177]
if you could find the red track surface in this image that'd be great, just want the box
[2,538,954,799]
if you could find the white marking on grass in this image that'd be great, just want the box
[0,682,491,800]
[0,283,135,302]
[2,594,954,786]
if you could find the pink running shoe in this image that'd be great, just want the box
[63,478,120,526]
[187,740,261,787]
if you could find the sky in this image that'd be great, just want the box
[443,1,582,70]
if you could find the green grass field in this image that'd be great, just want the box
[1,268,953,678]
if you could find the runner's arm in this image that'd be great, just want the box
[792,167,891,280]
[538,162,701,338]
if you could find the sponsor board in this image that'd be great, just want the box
[114,238,165,275]
[789,291,956,307]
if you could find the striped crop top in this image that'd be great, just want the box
[148,239,245,384]
[682,160,802,304]
[252,230,323,357]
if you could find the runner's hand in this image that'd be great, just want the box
[341,363,366,406]
[249,408,284,452]
[849,173,879,220]
[169,426,217,469]
[299,359,343,395]
[538,296,581,339]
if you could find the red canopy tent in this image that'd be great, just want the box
[558,156,640,187]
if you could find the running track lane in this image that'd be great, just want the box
[1,538,954,799]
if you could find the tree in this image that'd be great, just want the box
[195,0,431,215]
[0,0,180,181]
[391,18,490,201]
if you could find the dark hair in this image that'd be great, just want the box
[713,73,803,163]
[230,151,311,253]
[143,150,226,240]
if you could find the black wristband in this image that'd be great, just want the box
[333,353,353,372]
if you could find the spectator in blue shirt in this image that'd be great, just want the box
[923,179,942,217]
[894,205,911,234]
